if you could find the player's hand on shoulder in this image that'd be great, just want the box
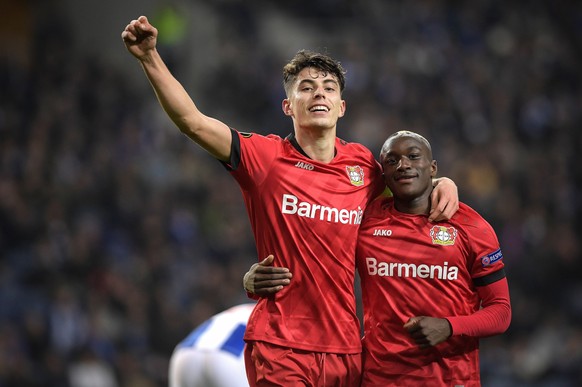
[403,316,452,348]
[429,177,459,222]
[243,255,292,296]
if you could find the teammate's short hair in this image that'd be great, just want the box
[379,130,433,161]
[283,50,346,96]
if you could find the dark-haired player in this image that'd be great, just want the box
[122,16,459,386]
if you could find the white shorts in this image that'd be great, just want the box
[168,303,255,387]
[168,346,249,387]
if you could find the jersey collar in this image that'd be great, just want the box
[286,132,337,160]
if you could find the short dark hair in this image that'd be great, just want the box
[380,131,433,161]
[282,50,346,96]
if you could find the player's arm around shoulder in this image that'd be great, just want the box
[429,177,459,222]
[243,255,292,297]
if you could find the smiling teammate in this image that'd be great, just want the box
[356,131,511,386]
[246,131,511,385]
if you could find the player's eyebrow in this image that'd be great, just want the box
[297,78,339,87]
[385,145,423,155]
[405,145,423,152]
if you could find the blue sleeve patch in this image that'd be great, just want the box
[481,248,503,267]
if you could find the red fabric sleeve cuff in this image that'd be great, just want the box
[447,277,511,337]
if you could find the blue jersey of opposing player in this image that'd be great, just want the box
[169,303,255,387]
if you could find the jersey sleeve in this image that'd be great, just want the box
[447,204,511,337]
[222,128,282,188]
[447,277,511,337]
[458,206,505,280]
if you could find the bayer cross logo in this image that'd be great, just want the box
[436,229,450,242]
[345,165,364,186]
[430,226,457,246]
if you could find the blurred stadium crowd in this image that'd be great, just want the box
[1,0,581,386]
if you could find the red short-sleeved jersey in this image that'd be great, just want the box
[356,198,505,386]
[226,130,384,353]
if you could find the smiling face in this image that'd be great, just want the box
[380,131,437,207]
[282,67,346,132]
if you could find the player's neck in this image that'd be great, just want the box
[294,127,336,163]
[393,195,431,216]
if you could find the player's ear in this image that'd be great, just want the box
[282,99,293,116]
[338,100,346,118]
[431,160,438,177]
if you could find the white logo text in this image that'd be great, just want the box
[295,161,314,170]
[365,257,459,280]
[281,194,362,225]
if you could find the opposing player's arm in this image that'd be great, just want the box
[122,16,232,161]
[243,255,293,297]
[429,177,459,222]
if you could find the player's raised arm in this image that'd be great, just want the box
[121,16,232,161]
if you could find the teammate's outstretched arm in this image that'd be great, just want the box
[243,255,292,296]
[121,16,232,161]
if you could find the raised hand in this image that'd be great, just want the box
[121,16,158,59]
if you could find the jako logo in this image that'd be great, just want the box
[365,257,459,280]
[373,229,392,236]
[295,161,314,170]
[281,194,362,224]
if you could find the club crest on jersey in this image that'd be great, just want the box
[430,226,457,246]
[346,166,364,186]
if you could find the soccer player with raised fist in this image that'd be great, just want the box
[122,16,459,386]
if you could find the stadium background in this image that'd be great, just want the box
[1,0,581,385]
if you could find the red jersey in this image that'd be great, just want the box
[356,198,506,386]
[226,130,384,353]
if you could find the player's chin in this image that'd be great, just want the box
[307,117,334,128]
[389,185,415,197]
